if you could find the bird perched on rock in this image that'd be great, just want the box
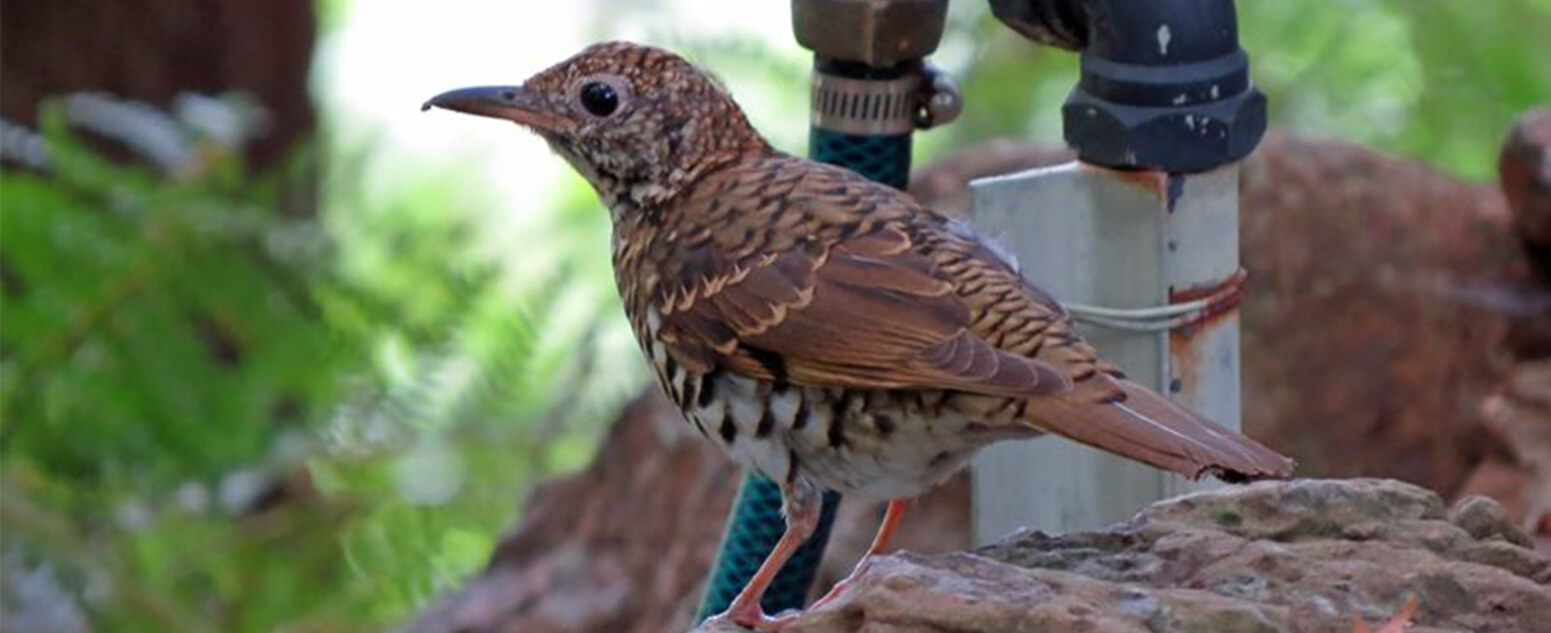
[425,41,1293,630]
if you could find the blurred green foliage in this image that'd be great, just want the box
[1,101,638,631]
[2,1,1548,632]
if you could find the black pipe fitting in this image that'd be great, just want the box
[991,0,1266,173]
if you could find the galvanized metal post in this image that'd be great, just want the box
[970,164,1241,541]
[973,0,1265,542]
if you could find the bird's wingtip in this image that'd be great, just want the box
[1205,458,1297,484]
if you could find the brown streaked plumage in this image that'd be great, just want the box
[425,41,1294,631]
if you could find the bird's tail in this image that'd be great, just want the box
[1024,379,1294,482]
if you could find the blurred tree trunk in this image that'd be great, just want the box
[1,0,316,172]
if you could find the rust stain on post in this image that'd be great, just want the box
[1168,329,1200,394]
[1169,268,1246,395]
[1077,162,1169,204]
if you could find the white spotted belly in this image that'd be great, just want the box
[638,305,1034,501]
[676,372,1027,501]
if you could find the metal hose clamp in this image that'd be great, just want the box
[810,64,962,136]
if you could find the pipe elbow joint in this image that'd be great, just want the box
[991,0,1267,173]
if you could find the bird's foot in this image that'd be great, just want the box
[704,606,802,632]
[807,577,859,612]
[805,551,878,612]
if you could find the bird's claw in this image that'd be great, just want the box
[703,607,802,632]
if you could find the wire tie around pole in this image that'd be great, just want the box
[1065,267,1247,332]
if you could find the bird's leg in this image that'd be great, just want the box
[808,498,910,610]
[711,481,822,632]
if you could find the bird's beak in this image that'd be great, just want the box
[421,85,569,131]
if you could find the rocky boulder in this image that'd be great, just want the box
[698,479,1548,633]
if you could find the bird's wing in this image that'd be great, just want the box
[655,219,1073,397]
[651,157,1291,480]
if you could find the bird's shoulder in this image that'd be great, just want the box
[648,153,917,307]
[673,153,912,245]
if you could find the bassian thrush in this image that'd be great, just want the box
[425,41,1294,630]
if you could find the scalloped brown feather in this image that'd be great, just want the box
[631,155,1292,481]
[657,218,1072,397]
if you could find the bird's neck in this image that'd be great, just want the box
[634,135,773,208]
[589,116,775,210]
[609,201,661,335]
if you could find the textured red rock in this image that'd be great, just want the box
[706,480,1547,633]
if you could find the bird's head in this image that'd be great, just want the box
[424,41,769,210]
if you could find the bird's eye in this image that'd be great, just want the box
[578,81,619,117]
